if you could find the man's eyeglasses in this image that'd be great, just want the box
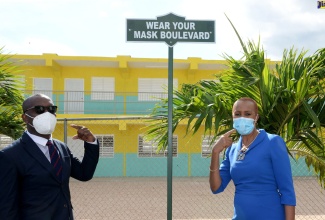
[24,105,58,114]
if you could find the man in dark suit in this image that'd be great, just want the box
[0,93,100,220]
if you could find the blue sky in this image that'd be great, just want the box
[0,0,324,61]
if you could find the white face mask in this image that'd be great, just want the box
[25,112,57,134]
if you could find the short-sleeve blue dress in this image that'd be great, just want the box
[212,129,296,220]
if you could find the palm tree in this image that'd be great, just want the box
[0,47,25,139]
[144,20,325,188]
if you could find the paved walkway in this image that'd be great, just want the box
[70,177,325,220]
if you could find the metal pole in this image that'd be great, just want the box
[64,118,68,144]
[167,45,173,220]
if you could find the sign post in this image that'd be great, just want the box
[127,13,215,220]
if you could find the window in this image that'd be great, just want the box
[16,75,26,93]
[91,77,115,100]
[33,78,53,98]
[0,135,14,149]
[138,78,178,101]
[97,135,114,157]
[64,78,84,114]
[201,135,214,157]
[138,135,178,157]
[202,135,225,158]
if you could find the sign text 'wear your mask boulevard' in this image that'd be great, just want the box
[127,13,215,46]
[134,22,211,40]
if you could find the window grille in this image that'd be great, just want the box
[138,135,178,157]
[202,135,214,157]
[97,135,114,158]
[0,135,14,149]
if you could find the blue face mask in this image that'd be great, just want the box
[233,117,255,135]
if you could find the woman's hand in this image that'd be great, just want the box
[212,129,236,154]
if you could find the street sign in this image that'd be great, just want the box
[127,13,215,46]
[126,13,215,220]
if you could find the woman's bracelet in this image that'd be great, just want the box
[209,167,219,172]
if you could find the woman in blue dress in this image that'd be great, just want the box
[209,97,296,220]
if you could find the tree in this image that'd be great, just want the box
[0,47,25,139]
[144,19,325,188]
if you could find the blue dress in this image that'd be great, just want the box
[212,129,296,220]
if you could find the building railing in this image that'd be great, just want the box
[25,90,167,115]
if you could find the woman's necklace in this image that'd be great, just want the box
[241,130,260,149]
[237,130,260,161]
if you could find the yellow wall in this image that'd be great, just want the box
[13,54,234,95]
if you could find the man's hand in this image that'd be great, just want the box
[71,124,96,142]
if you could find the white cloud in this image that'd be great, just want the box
[0,0,323,61]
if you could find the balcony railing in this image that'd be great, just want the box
[25,90,167,115]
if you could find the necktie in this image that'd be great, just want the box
[47,140,62,179]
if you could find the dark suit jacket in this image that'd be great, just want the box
[0,132,99,220]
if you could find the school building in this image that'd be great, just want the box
[7,53,312,177]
